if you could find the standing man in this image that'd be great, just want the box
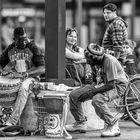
[66,43,128,137]
[0,27,45,126]
[102,3,128,61]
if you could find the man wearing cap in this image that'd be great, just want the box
[102,3,128,61]
[66,43,128,137]
[0,27,45,126]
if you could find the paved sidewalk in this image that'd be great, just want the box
[0,120,140,140]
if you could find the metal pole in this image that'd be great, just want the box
[0,0,2,54]
[75,0,82,46]
[130,0,136,40]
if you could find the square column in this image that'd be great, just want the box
[45,0,74,86]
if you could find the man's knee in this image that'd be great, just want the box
[22,78,35,90]
[92,94,104,106]
[69,90,77,100]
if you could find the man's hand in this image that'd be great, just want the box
[0,70,9,76]
[12,72,23,78]
[78,92,93,102]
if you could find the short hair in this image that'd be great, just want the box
[125,39,136,50]
[103,3,118,13]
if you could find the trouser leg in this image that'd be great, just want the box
[92,89,119,125]
[7,78,35,125]
[69,85,93,122]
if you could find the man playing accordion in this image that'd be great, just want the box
[0,27,45,126]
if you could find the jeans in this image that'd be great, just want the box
[7,77,35,125]
[69,84,126,125]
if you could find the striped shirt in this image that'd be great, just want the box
[102,17,128,53]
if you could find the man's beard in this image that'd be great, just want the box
[88,58,103,66]
[16,37,28,49]
[16,43,26,49]
[16,41,27,49]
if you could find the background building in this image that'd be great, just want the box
[0,0,140,53]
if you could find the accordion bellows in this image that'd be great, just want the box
[0,76,21,107]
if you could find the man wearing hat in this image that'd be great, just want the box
[66,43,128,137]
[102,3,128,61]
[0,27,45,126]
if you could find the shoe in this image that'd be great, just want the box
[65,122,87,133]
[101,120,121,137]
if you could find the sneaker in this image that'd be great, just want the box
[101,120,121,137]
[65,122,87,133]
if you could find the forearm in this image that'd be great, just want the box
[91,82,115,95]
[66,48,85,60]
[26,66,45,77]
[112,26,125,59]
[78,81,116,102]
[113,44,123,59]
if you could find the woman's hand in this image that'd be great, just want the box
[74,59,87,64]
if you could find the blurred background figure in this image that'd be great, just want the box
[1,17,14,51]
[123,39,137,76]
[134,43,140,73]
[120,39,137,121]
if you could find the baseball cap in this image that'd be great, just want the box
[13,27,27,39]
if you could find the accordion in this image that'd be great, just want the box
[0,76,21,107]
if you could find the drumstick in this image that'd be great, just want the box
[63,127,72,139]
[63,102,72,139]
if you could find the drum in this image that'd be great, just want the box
[0,76,21,107]
[32,90,69,138]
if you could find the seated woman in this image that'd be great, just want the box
[65,28,93,86]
